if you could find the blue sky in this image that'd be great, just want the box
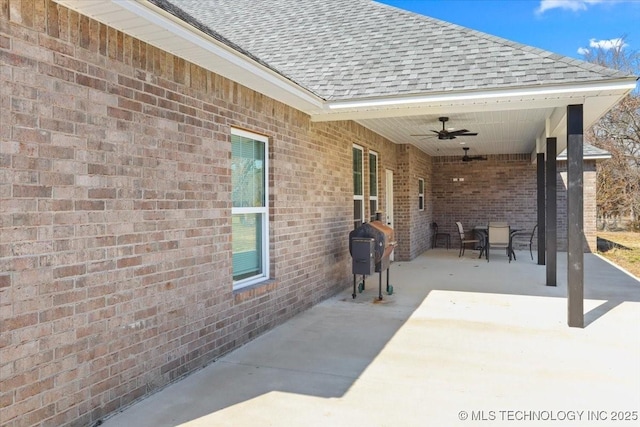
[378,0,640,60]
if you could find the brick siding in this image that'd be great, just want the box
[557,160,598,252]
[394,144,433,260]
[432,154,597,253]
[0,1,598,426]
[432,154,538,251]
[0,2,405,426]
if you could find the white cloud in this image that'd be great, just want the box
[577,38,627,55]
[589,37,627,49]
[536,0,612,14]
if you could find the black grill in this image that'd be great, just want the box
[349,220,396,299]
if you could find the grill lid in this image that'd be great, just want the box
[349,220,396,262]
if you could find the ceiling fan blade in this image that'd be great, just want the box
[415,119,478,140]
[461,146,485,161]
[448,129,478,136]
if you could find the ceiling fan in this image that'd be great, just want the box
[411,117,478,140]
[462,147,487,162]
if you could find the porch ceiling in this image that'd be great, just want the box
[358,110,553,157]
[53,0,637,158]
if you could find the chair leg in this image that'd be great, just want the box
[486,246,489,262]
[530,243,533,260]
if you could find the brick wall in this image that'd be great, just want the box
[432,154,597,254]
[556,160,597,252]
[0,1,599,425]
[432,154,538,250]
[394,144,433,260]
[0,2,401,426]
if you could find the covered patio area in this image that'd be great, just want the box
[102,249,640,427]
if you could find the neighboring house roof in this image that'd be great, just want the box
[557,143,612,161]
[152,0,632,102]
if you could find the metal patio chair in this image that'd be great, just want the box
[431,222,451,249]
[456,221,480,257]
[511,224,537,261]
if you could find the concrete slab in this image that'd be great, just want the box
[102,250,640,427]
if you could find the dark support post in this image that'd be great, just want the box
[545,138,557,287]
[567,105,584,328]
[537,152,546,265]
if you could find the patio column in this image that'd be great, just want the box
[537,152,545,265]
[567,105,584,328]
[545,138,556,286]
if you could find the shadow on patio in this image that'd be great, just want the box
[103,249,640,427]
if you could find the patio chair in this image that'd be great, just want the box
[511,224,537,260]
[455,221,480,257]
[431,222,450,249]
[486,222,511,262]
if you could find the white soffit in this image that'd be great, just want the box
[52,0,325,114]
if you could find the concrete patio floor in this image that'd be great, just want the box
[102,249,640,427]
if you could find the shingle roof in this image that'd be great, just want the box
[557,143,612,160]
[150,0,633,101]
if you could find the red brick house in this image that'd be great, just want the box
[0,0,636,425]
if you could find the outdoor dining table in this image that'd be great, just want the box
[474,225,522,260]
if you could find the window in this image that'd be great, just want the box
[418,178,424,211]
[369,151,378,221]
[231,128,269,289]
[353,145,364,228]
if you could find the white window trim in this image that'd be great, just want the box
[418,177,424,211]
[369,150,378,220]
[353,144,364,227]
[231,128,269,290]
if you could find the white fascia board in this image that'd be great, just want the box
[316,96,577,122]
[53,0,324,113]
[314,79,637,121]
[557,154,612,161]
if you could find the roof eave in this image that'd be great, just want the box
[557,154,612,161]
[51,0,637,131]
[312,78,638,122]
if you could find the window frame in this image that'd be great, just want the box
[353,144,364,229]
[231,128,270,290]
[369,150,379,221]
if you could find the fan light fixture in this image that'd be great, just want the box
[411,117,478,140]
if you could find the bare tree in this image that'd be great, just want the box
[581,35,640,76]
[582,36,640,230]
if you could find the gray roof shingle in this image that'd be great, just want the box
[557,143,612,160]
[150,0,633,101]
